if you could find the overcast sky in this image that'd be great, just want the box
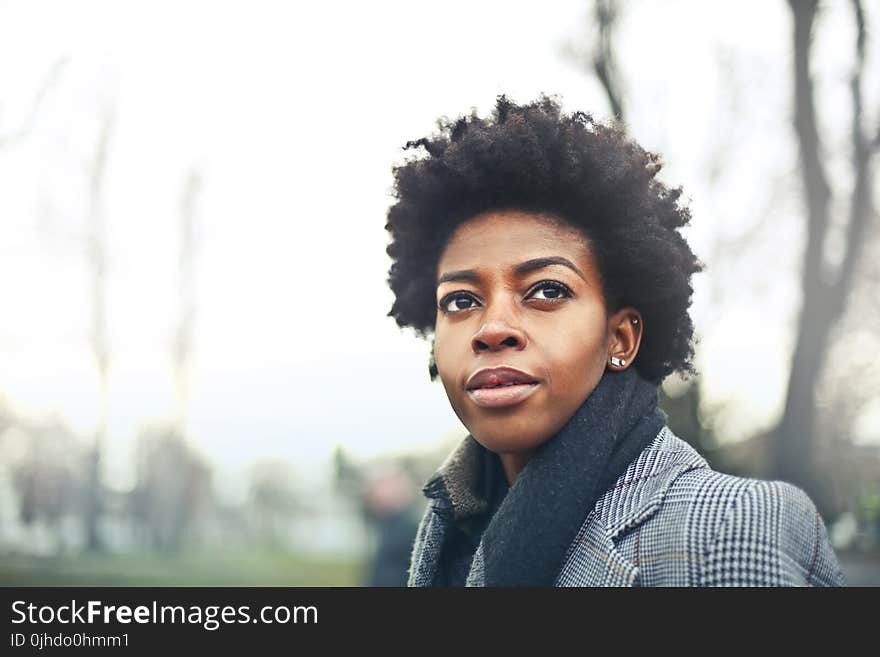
[0,0,875,499]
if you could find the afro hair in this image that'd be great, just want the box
[385,94,702,384]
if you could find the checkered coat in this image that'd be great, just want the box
[407,426,847,586]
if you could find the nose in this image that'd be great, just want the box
[471,301,527,353]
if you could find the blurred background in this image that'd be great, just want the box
[0,0,877,586]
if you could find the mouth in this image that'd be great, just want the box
[466,382,540,408]
[465,366,541,409]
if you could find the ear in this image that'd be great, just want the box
[606,307,643,371]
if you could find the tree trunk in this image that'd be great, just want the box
[773,0,875,515]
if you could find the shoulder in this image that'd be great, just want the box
[694,475,846,586]
[643,430,846,586]
[605,427,846,586]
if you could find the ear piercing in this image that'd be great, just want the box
[610,319,637,366]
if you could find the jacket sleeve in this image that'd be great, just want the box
[699,479,847,586]
[406,502,437,587]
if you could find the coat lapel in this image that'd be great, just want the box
[556,427,709,586]
[555,507,641,586]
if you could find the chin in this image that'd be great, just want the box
[470,423,553,455]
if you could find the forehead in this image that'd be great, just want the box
[437,210,593,274]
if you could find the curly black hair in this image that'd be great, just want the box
[384,94,702,385]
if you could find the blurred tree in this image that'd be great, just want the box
[83,103,116,553]
[813,228,880,517]
[130,424,212,553]
[7,418,87,552]
[569,0,878,517]
[0,396,14,437]
[173,170,202,434]
[659,383,722,467]
[562,0,626,124]
[772,0,878,513]
[332,445,365,500]
[1,58,110,552]
[592,0,625,123]
[0,57,67,149]
[247,459,303,548]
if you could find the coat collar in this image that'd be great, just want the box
[423,425,707,532]
[422,434,493,522]
[593,425,709,541]
[417,425,709,586]
[409,426,709,586]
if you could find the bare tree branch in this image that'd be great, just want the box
[0,57,68,148]
[834,0,874,305]
[592,0,625,123]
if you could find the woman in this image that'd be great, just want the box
[384,95,846,586]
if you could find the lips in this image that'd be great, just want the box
[465,366,540,409]
[466,366,540,390]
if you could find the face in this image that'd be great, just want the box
[433,209,641,460]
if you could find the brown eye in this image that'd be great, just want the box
[439,292,480,314]
[527,281,572,301]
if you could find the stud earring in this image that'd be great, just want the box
[631,317,639,324]
[610,356,626,367]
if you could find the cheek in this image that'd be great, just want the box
[433,337,475,427]
[555,319,607,365]
[432,328,461,392]
[546,323,608,393]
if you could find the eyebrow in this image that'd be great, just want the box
[436,256,587,287]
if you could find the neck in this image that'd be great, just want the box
[498,450,535,486]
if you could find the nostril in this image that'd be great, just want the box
[473,336,522,351]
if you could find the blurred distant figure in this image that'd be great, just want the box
[361,465,420,587]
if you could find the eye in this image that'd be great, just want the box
[527,280,573,302]
[438,292,481,314]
